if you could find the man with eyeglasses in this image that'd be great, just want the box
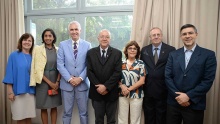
[140,27,175,124]
[165,24,217,124]
[87,29,122,124]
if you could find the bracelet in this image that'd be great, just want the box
[56,80,60,83]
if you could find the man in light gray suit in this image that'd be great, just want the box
[57,21,91,124]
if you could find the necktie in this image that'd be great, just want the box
[154,48,158,65]
[101,50,106,64]
[73,42,78,59]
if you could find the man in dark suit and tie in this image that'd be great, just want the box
[140,27,176,124]
[87,29,122,124]
[165,24,217,124]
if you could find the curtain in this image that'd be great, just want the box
[131,0,220,124]
[215,1,220,123]
[0,0,25,124]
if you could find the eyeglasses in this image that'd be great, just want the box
[128,47,137,51]
[99,36,110,39]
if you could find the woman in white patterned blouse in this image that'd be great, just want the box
[118,40,147,124]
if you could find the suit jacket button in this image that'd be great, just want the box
[75,67,76,68]
[184,74,186,77]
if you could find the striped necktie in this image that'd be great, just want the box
[73,42,78,59]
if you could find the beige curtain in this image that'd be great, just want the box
[215,1,220,123]
[0,0,25,124]
[131,0,220,124]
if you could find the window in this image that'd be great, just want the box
[24,0,134,51]
[33,0,76,10]
[86,0,133,6]
[85,15,132,50]
[29,17,74,46]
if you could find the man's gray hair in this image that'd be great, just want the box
[68,21,81,30]
[98,29,111,38]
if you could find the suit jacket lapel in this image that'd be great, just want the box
[185,46,201,72]
[105,46,112,64]
[177,48,185,72]
[95,47,103,65]
[67,40,75,60]
[76,39,85,61]
[157,43,166,63]
[154,43,166,68]
[95,46,112,65]
[148,44,155,65]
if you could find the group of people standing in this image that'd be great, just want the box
[2,21,217,124]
